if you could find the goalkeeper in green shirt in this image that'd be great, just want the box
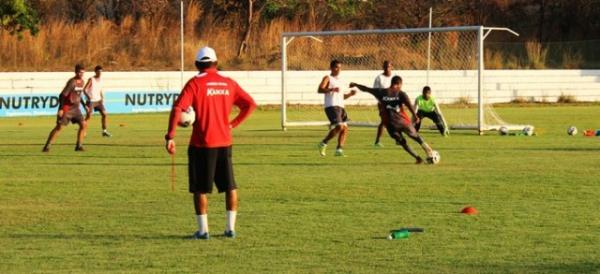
[414,86,449,136]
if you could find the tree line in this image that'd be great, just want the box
[1,0,599,70]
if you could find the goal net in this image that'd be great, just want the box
[280,26,532,134]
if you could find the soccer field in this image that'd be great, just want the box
[1,105,599,273]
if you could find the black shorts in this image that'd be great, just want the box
[87,101,106,112]
[387,121,419,141]
[324,106,348,126]
[58,110,84,126]
[188,146,236,194]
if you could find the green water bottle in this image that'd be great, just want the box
[387,229,409,240]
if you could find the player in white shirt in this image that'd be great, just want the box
[84,65,111,137]
[372,61,393,147]
[317,60,357,157]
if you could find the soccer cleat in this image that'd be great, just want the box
[318,143,327,156]
[191,231,210,240]
[415,157,424,165]
[334,149,346,157]
[74,146,85,152]
[223,230,236,238]
[102,131,112,137]
[374,142,384,148]
[42,146,50,153]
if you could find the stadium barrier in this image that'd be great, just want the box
[1,70,599,117]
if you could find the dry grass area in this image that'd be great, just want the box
[0,1,592,72]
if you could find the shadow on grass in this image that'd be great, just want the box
[31,162,182,167]
[235,162,416,167]
[0,154,164,159]
[465,261,600,273]
[519,147,600,152]
[7,233,189,241]
[0,143,159,148]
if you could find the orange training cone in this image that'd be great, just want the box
[461,206,478,215]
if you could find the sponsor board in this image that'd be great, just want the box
[0,91,179,117]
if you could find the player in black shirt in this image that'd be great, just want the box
[350,76,434,164]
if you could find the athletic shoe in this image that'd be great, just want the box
[223,230,236,238]
[102,131,112,137]
[42,146,50,153]
[374,142,384,148]
[415,157,424,165]
[318,143,327,156]
[74,146,85,152]
[191,231,210,240]
[334,149,346,157]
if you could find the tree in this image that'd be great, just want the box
[0,0,39,36]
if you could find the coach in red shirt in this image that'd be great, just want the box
[165,47,256,240]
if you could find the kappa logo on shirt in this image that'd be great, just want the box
[207,88,230,96]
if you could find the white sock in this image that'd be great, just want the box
[226,211,237,232]
[196,214,208,234]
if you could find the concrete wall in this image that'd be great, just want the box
[1,70,599,116]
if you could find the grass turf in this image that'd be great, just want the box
[1,105,599,273]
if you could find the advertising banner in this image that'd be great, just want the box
[0,91,179,117]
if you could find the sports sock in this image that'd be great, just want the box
[196,214,208,234]
[226,211,237,232]
[420,142,433,156]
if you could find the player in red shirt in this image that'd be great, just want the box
[165,47,256,240]
[42,64,90,152]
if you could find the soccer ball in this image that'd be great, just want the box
[178,107,195,127]
[427,150,440,165]
[522,126,534,136]
[499,126,509,136]
[567,126,578,136]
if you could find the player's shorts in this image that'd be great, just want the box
[87,101,106,112]
[417,110,442,123]
[387,121,419,141]
[188,146,236,194]
[324,106,348,126]
[58,109,84,126]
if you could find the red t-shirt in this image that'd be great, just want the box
[166,68,256,148]
[59,77,85,112]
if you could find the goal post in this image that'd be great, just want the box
[280,25,533,134]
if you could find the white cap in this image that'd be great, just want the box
[195,46,217,62]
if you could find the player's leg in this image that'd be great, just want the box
[98,104,111,137]
[214,146,238,237]
[42,123,64,152]
[404,125,433,158]
[335,108,349,156]
[322,125,341,144]
[188,146,216,239]
[193,193,208,214]
[192,193,209,239]
[374,122,385,146]
[427,111,446,136]
[374,106,385,146]
[42,114,70,152]
[336,124,348,156]
[389,128,423,164]
[414,110,426,132]
[75,115,87,151]
[319,107,342,156]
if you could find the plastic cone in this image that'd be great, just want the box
[461,206,478,215]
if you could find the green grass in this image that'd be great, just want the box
[1,106,600,273]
